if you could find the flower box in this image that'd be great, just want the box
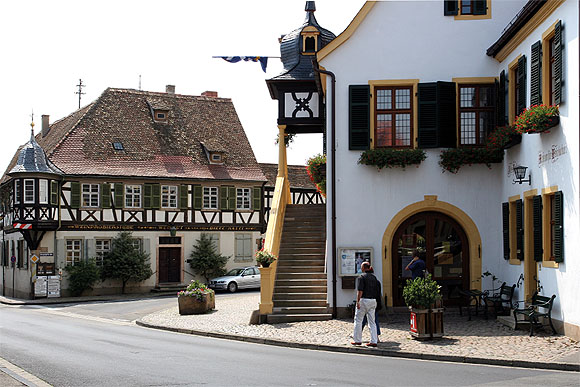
[502,133,522,149]
[515,104,560,134]
[358,148,427,170]
[524,115,560,134]
[439,147,504,174]
[178,293,215,315]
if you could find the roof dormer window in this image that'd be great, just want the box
[209,152,224,165]
[301,26,320,55]
[112,142,124,151]
[154,110,168,122]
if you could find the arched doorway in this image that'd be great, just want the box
[391,211,470,306]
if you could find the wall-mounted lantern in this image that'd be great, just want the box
[513,165,531,185]
[169,225,177,237]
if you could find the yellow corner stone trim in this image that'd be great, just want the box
[381,196,482,307]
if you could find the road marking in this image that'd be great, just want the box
[24,306,133,326]
[0,357,52,387]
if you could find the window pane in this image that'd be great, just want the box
[460,112,476,145]
[460,87,475,108]
[376,114,392,147]
[39,180,48,204]
[479,87,494,107]
[395,89,410,109]
[376,89,391,110]
[395,114,411,146]
[479,111,494,143]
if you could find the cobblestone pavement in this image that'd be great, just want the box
[140,293,580,365]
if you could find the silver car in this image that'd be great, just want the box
[209,266,261,293]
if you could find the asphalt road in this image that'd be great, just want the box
[1,296,578,387]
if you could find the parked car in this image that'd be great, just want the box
[209,266,261,293]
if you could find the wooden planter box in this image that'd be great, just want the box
[409,307,444,339]
[178,293,215,315]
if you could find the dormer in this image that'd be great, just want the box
[147,98,172,123]
[153,109,169,122]
[301,26,320,55]
[200,142,225,165]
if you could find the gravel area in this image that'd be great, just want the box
[140,293,580,365]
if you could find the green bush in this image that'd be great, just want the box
[402,274,441,309]
[439,147,504,174]
[358,148,426,169]
[65,259,100,296]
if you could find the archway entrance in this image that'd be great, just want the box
[392,211,469,306]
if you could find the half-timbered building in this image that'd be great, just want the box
[1,86,267,298]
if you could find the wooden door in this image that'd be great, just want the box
[159,247,181,283]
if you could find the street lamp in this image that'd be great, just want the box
[513,165,531,185]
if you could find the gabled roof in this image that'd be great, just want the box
[260,163,316,190]
[3,88,266,183]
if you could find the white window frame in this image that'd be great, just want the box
[161,185,178,209]
[39,179,48,204]
[14,180,21,204]
[236,188,251,210]
[95,239,111,266]
[203,186,218,210]
[66,239,82,266]
[125,185,142,208]
[235,233,253,262]
[24,179,35,204]
[130,238,142,252]
[82,183,100,208]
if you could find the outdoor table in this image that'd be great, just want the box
[458,289,487,320]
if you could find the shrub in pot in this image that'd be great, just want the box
[402,274,444,339]
[255,249,277,268]
[178,280,215,315]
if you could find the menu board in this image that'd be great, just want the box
[338,248,372,276]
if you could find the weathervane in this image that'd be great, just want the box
[30,109,35,136]
[75,79,86,109]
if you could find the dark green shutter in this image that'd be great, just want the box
[533,195,543,262]
[114,183,124,208]
[530,41,542,106]
[143,184,152,209]
[179,185,188,209]
[517,55,527,115]
[418,82,456,148]
[473,0,486,15]
[50,181,59,205]
[70,182,80,209]
[553,20,562,105]
[498,70,506,126]
[220,186,228,210]
[502,202,509,260]
[101,183,111,209]
[554,191,564,263]
[444,0,458,15]
[193,185,202,210]
[252,187,261,210]
[516,199,524,260]
[152,184,160,209]
[228,187,236,210]
[348,85,370,150]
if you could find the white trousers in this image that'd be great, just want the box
[353,298,377,344]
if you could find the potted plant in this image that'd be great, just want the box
[255,249,277,268]
[487,125,521,150]
[177,280,215,315]
[402,274,444,339]
[514,104,560,134]
[306,154,326,197]
[358,148,427,170]
[439,147,504,174]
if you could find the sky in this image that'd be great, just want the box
[0,0,366,172]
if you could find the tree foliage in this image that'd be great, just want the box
[190,233,229,283]
[101,231,153,293]
[64,259,100,296]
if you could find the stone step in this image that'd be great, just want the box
[279,246,326,253]
[274,285,327,293]
[278,253,325,259]
[276,272,326,280]
[273,292,327,300]
[266,313,332,324]
[273,299,328,307]
[277,259,325,266]
[279,241,326,248]
[275,279,327,287]
[276,265,325,273]
[272,306,329,314]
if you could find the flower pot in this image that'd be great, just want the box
[526,116,560,133]
[409,306,444,340]
[261,262,271,268]
[178,293,215,315]
[503,133,522,149]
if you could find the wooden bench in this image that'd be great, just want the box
[513,292,557,336]
[483,283,515,318]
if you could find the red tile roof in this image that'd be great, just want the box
[260,163,316,189]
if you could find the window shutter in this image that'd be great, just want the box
[533,195,543,262]
[228,186,236,210]
[530,41,542,106]
[193,185,202,210]
[50,181,59,206]
[516,199,524,260]
[553,20,562,105]
[114,183,124,208]
[444,0,458,15]
[473,0,486,15]
[554,191,564,263]
[517,55,527,115]
[143,184,152,209]
[252,187,262,210]
[101,183,111,209]
[497,70,506,126]
[70,182,80,209]
[220,186,228,210]
[152,184,161,209]
[179,185,188,209]
[349,85,370,150]
[418,82,456,148]
[502,202,509,260]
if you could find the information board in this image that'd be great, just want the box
[47,276,61,298]
[338,247,372,276]
[35,276,48,297]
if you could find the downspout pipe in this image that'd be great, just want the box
[313,64,337,318]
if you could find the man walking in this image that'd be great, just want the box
[352,262,379,347]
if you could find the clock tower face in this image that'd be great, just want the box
[284,92,319,119]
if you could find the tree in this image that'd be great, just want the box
[101,231,153,294]
[190,233,229,283]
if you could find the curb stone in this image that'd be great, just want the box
[135,320,579,372]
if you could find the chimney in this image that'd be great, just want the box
[166,85,175,94]
[201,91,218,98]
[41,115,50,137]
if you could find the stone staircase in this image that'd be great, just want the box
[268,204,332,323]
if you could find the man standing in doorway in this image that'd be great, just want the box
[405,249,426,280]
[352,261,379,347]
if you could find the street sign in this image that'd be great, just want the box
[31,254,39,263]
[10,256,16,263]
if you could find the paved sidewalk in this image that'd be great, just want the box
[138,293,580,372]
